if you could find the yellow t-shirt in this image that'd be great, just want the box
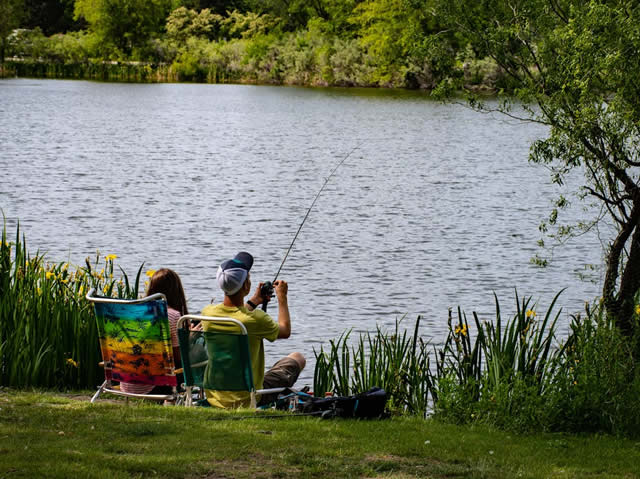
[201,303,279,408]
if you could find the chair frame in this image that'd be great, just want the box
[86,288,183,404]
[178,314,284,408]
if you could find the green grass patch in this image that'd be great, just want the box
[1,389,639,478]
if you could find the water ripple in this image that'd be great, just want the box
[0,79,603,384]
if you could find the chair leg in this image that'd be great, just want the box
[91,380,107,403]
[250,391,257,409]
[184,386,192,407]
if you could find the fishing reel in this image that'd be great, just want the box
[260,281,274,311]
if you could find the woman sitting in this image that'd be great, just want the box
[119,268,188,395]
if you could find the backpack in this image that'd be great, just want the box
[274,387,388,419]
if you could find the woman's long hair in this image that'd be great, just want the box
[147,268,189,315]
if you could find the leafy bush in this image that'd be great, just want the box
[546,306,640,436]
[432,294,640,436]
[171,50,205,81]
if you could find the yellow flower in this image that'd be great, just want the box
[145,269,156,278]
[78,285,84,296]
[105,254,117,262]
[454,324,468,336]
[66,358,78,368]
[635,305,640,315]
[525,309,536,319]
[103,285,109,294]
[45,271,55,280]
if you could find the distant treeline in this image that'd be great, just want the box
[0,0,508,89]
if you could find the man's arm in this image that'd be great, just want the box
[274,280,291,339]
[246,283,270,311]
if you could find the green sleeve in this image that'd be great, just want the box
[249,309,279,342]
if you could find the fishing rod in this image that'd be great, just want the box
[260,142,363,310]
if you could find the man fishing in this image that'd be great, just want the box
[201,251,306,408]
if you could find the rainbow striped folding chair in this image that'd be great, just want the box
[86,289,182,403]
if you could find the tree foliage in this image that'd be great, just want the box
[247,0,359,34]
[434,0,640,335]
[350,0,449,86]
[74,0,173,58]
[166,6,222,42]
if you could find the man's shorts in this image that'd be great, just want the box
[258,356,302,405]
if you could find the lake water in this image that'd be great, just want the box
[0,78,603,384]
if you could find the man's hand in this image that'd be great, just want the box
[274,280,288,303]
[249,282,273,307]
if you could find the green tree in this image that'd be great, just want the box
[0,0,24,61]
[220,10,279,38]
[434,0,640,335]
[350,0,451,87]
[74,0,173,58]
[248,0,359,33]
[166,6,222,42]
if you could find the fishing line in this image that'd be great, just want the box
[261,141,363,309]
[272,142,363,282]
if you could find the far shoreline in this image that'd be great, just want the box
[0,58,499,95]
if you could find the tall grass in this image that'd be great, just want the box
[0,220,143,389]
[314,316,432,415]
[434,291,563,400]
[5,60,174,82]
[431,291,564,430]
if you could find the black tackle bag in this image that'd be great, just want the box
[299,387,388,419]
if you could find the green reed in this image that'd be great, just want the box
[314,291,563,420]
[435,291,563,396]
[313,316,432,415]
[0,220,144,389]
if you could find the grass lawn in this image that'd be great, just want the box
[1,389,639,478]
